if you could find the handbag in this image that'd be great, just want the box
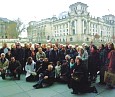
[104,71,115,86]
[72,71,84,82]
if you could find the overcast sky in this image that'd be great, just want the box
[0,0,115,24]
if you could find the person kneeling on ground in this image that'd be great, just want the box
[69,56,98,94]
[0,53,9,80]
[33,64,55,89]
[8,57,21,80]
[25,57,36,82]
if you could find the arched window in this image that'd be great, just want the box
[72,21,75,27]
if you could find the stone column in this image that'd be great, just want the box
[77,17,82,41]
[88,21,90,34]
[75,20,77,34]
[82,20,84,34]
[68,21,70,35]
[77,18,82,34]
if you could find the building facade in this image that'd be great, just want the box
[27,18,53,43]
[0,18,9,39]
[0,18,18,39]
[27,2,115,43]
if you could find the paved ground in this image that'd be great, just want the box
[0,75,115,97]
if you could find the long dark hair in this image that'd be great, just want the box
[27,57,32,65]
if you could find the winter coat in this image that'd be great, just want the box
[25,61,36,78]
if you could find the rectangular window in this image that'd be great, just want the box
[72,21,75,27]
[70,37,73,41]
[73,29,75,35]
[93,29,94,32]
[93,24,95,28]
[101,31,102,37]
[67,29,68,32]
[60,25,61,29]
[54,26,56,30]
[66,24,68,28]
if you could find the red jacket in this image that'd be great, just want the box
[108,50,115,72]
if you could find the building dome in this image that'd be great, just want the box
[58,11,69,19]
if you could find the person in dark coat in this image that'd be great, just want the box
[35,57,49,80]
[33,64,55,89]
[5,50,12,61]
[66,45,74,59]
[15,44,25,72]
[45,46,51,60]
[88,45,100,82]
[49,47,59,66]
[23,44,31,70]
[70,56,97,94]
[59,60,70,83]
[11,44,17,58]
[98,44,106,84]
[30,47,36,62]
[35,56,44,76]
[42,58,49,72]
[8,57,21,80]
[99,42,114,84]
[58,46,66,64]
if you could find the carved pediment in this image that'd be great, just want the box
[70,12,76,16]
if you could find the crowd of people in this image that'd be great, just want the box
[0,41,115,94]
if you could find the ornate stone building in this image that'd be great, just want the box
[27,2,115,43]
